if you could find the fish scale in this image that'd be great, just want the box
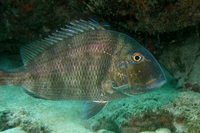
[0,20,166,119]
[22,30,121,101]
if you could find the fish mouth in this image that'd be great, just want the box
[125,76,167,96]
[145,76,167,89]
[111,75,166,96]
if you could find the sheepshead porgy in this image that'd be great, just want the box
[0,20,166,119]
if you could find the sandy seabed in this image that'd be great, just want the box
[0,85,94,133]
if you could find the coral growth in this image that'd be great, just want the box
[191,83,200,92]
[86,85,200,133]
[167,92,200,132]
[88,0,200,34]
[0,0,92,44]
[87,86,178,133]
[0,109,51,133]
[121,110,175,133]
[15,0,33,13]
[159,36,200,88]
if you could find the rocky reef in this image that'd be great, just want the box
[0,0,199,43]
[159,35,200,89]
[86,86,200,133]
[88,0,200,34]
[0,109,51,133]
[0,0,200,133]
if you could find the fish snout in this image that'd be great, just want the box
[146,76,167,89]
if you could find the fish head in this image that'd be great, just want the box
[108,33,166,96]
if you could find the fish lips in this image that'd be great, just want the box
[124,76,167,96]
[145,76,167,90]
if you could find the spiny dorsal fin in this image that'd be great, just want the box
[20,19,105,66]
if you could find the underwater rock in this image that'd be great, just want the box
[159,36,200,89]
[187,55,200,92]
[140,131,155,133]
[87,86,178,133]
[97,129,115,133]
[0,0,93,43]
[139,128,171,133]
[155,128,171,133]
[88,0,200,33]
[1,0,199,46]
[121,110,175,133]
[0,110,11,131]
[1,127,26,133]
[191,83,200,92]
[87,86,200,132]
[184,83,192,88]
[167,91,200,132]
[89,119,121,133]
[0,109,51,133]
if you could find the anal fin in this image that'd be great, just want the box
[83,101,108,120]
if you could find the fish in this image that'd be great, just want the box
[0,20,166,120]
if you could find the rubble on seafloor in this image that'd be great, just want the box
[0,109,51,133]
[85,87,200,133]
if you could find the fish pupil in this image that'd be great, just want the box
[135,55,140,60]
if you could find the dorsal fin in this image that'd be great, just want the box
[20,19,105,66]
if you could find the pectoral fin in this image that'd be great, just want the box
[23,88,48,100]
[83,101,108,120]
[112,84,136,97]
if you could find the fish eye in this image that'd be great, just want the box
[131,53,143,62]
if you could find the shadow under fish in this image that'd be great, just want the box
[0,20,166,120]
